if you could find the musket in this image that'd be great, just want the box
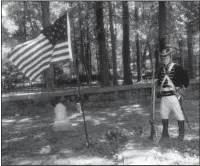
[175,87,192,132]
[179,96,192,132]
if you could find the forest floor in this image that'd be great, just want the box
[1,100,199,165]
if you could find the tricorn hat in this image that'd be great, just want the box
[160,47,172,57]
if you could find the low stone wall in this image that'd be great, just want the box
[62,80,199,109]
[62,88,152,109]
[2,79,199,116]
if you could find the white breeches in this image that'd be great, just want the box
[160,95,184,121]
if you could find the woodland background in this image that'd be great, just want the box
[1,1,200,92]
[1,2,199,165]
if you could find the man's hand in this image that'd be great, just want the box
[176,86,185,95]
[175,86,186,99]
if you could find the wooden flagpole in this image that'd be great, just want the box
[67,11,90,147]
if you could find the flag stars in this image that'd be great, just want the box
[42,14,68,45]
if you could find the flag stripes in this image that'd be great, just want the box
[30,62,50,81]
[8,34,53,81]
[14,38,50,66]
[23,52,52,75]
[8,34,45,61]
[28,60,51,81]
[19,45,53,71]
[7,12,73,81]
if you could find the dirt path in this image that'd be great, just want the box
[1,100,199,165]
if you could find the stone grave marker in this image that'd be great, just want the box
[52,103,73,132]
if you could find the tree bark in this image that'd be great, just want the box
[96,48,100,75]
[122,1,132,85]
[148,43,153,70]
[158,1,167,70]
[178,39,184,68]
[154,46,159,75]
[23,1,27,41]
[135,5,141,82]
[41,2,50,28]
[41,1,54,90]
[78,3,91,84]
[85,26,92,84]
[72,12,78,79]
[187,22,195,78]
[108,1,118,85]
[95,1,110,86]
[85,3,92,84]
[142,44,148,69]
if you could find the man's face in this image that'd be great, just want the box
[161,55,171,65]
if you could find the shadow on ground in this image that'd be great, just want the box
[1,101,199,165]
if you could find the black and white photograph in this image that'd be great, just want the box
[1,1,199,165]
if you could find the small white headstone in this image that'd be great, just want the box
[76,103,82,113]
[52,103,73,132]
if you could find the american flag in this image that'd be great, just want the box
[7,12,72,81]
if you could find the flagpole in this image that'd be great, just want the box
[66,11,90,147]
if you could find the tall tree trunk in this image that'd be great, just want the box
[95,1,110,86]
[41,2,50,28]
[22,2,27,86]
[108,2,118,85]
[41,1,54,90]
[78,3,90,84]
[23,1,27,41]
[23,2,37,38]
[199,2,200,76]
[158,1,167,70]
[79,19,86,74]
[85,2,92,84]
[135,5,141,82]
[105,23,111,83]
[96,47,100,75]
[85,26,92,84]
[178,39,184,68]
[186,22,195,78]
[148,43,153,70]
[78,3,84,74]
[80,29,87,76]
[72,12,78,80]
[122,1,132,85]
[104,18,111,83]
[154,46,159,75]
[142,44,148,69]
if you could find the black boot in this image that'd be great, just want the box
[160,119,169,142]
[178,120,184,141]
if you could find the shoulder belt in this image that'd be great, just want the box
[160,63,175,92]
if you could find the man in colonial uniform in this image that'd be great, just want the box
[157,47,189,141]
